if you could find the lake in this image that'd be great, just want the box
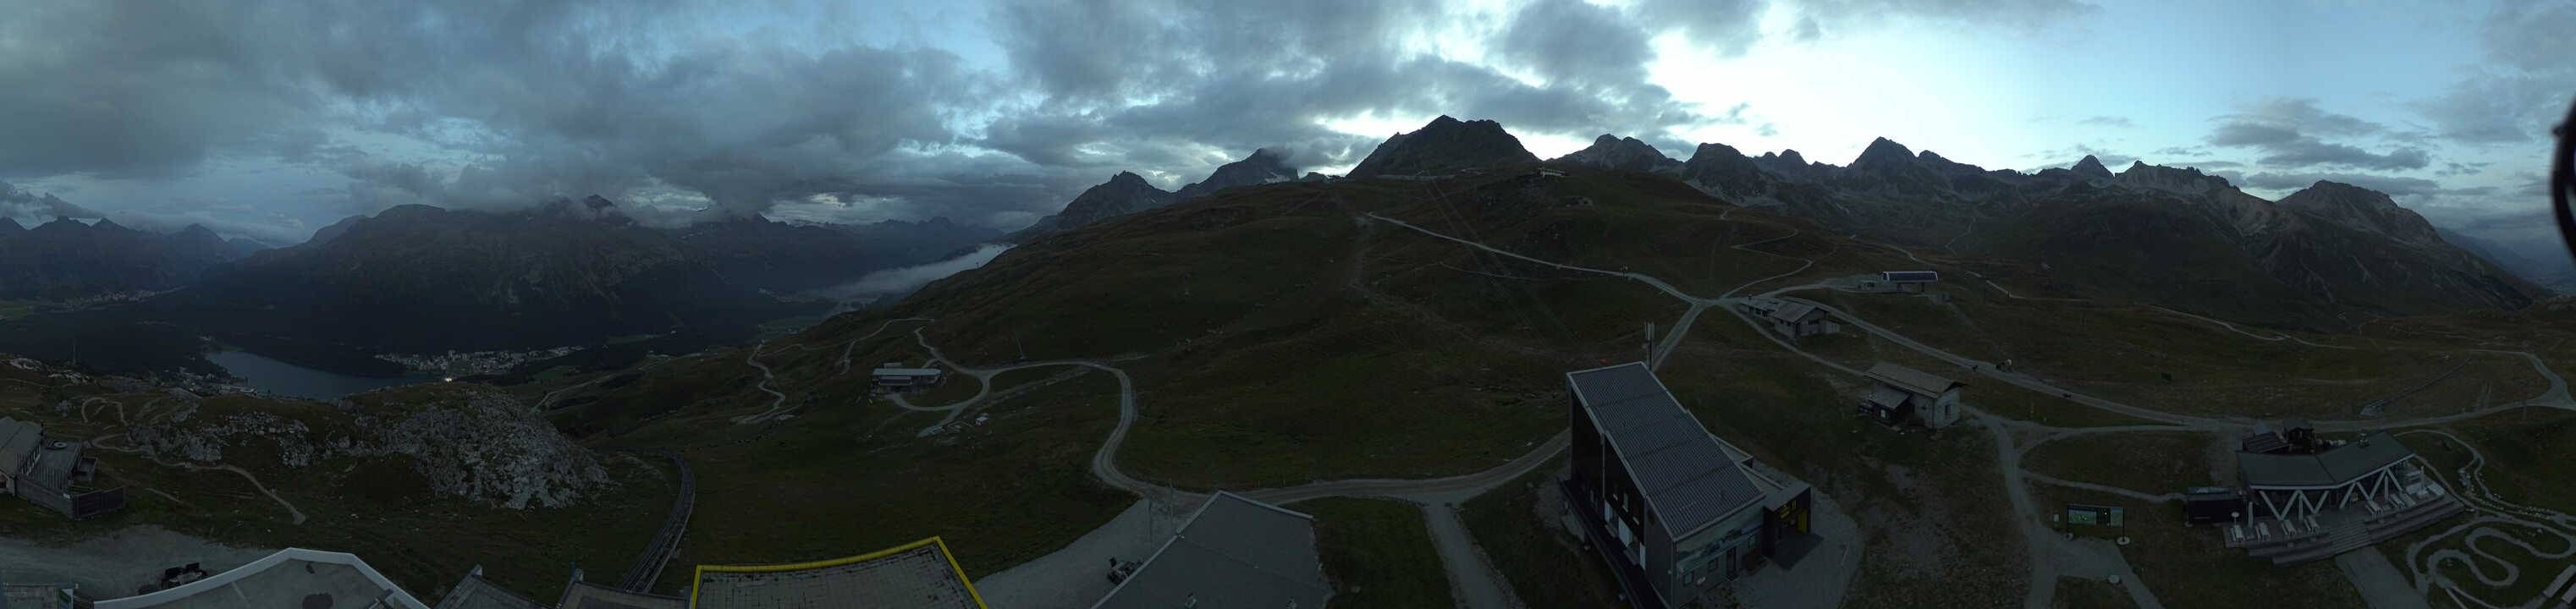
[206,350,442,400]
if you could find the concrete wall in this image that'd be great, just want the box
[1928,387,1963,429]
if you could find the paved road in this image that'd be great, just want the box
[1419,502,1518,609]
[2337,547,2434,609]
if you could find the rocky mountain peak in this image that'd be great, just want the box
[536,195,631,223]
[1849,137,1918,173]
[2114,162,2234,195]
[2072,155,2114,179]
[1555,134,1680,173]
[1778,150,1808,166]
[2279,180,2443,246]
[1175,149,1302,200]
[1347,115,1538,178]
[1679,142,1778,200]
[0,217,25,235]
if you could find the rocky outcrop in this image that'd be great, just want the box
[1175,148,1299,201]
[1555,134,1682,173]
[1011,172,1178,240]
[1347,115,1539,178]
[125,386,612,509]
[2071,155,2114,180]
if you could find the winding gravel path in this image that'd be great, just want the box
[727,341,794,425]
[2399,430,2576,608]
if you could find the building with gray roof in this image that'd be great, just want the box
[1091,491,1329,609]
[1566,362,1814,609]
[2237,431,2419,520]
[1736,298,1838,341]
[0,417,121,519]
[554,579,683,609]
[432,568,544,609]
[2224,429,2464,564]
[93,548,432,609]
[1859,362,1963,430]
[1,581,76,609]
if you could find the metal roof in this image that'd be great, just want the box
[2237,432,2416,489]
[1567,362,1766,542]
[1880,271,1939,283]
[4,584,73,609]
[14,440,81,491]
[557,581,685,609]
[1092,491,1330,609]
[1863,386,1909,410]
[0,418,41,477]
[433,572,546,609]
[872,368,943,376]
[94,548,432,609]
[1865,362,1962,398]
[690,538,984,609]
[1766,301,1824,323]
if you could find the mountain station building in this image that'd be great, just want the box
[1566,362,1815,609]
[1737,297,1840,342]
[0,417,123,519]
[2224,430,2464,564]
[871,364,945,392]
[1855,271,1939,294]
[1858,363,1964,430]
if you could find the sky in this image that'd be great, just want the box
[0,0,2568,250]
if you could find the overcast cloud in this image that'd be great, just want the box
[0,0,2559,248]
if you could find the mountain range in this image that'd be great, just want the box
[0,195,998,375]
[1013,148,1302,241]
[0,218,258,299]
[988,114,2539,329]
[1519,129,2538,327]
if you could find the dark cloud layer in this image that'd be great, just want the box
[0,182,106,225]
[980,0,1714,193]
[1,0,991,225]
[2205,98,2430,171]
